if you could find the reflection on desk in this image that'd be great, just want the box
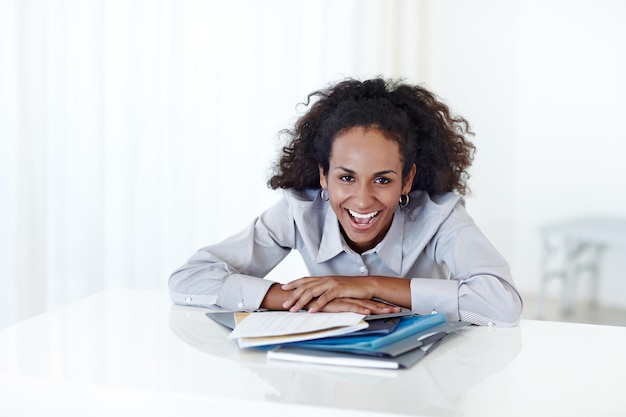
[1,288,625,417]
[169,304,521,415]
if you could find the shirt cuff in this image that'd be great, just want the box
[410,278,460,321]
[218,274,276,311]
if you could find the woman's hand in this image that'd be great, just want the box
[306,297,402,315]
[281,276,402,314]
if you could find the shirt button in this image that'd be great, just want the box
[430,310,438,315]
[359,266,366,273]
[185,297,192,303]
[237,301,244,309]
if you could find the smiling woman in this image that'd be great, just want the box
[319,127,414,254]
[169,77,523,327]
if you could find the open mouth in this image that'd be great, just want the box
[347,209,380,225]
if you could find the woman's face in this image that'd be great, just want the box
[319,127,416,253]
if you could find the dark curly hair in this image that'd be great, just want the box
[268,77,475,195]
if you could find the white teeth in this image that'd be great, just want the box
[348,209,378,219]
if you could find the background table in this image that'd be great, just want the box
[1,288,624,417]
[537,217,626,317]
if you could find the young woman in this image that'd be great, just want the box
[169,77,523,327]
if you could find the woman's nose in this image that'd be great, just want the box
[353,183,374,208]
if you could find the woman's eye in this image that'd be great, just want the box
[374,177,390,184]
[339,175,354,182]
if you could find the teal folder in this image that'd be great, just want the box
[285,313,448,356]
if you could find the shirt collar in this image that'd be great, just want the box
[313,206,405,275]
[371,208,404,275]
[314,208,345,263]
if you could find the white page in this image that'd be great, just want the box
[228,311,366,339]
[236,322,369,349]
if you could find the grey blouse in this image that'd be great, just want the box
[169,189,523,327]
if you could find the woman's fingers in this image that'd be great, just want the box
[318,298,372,315]
[281,278,331,311]
[283,281,334,312]
[317,298,401,314]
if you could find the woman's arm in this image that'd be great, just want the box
[262,279,406,314]
[418,205,523,326]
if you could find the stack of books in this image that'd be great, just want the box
[207,309,468,370]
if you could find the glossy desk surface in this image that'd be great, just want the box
[1,289,624,417]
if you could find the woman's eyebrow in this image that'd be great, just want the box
[373,169,398,176]
[334,166,398,176]
[334,166,355,174]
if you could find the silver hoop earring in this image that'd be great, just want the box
[320,189,329,201]
[399,194,409,207]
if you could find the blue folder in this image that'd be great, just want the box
[284,313,448,356]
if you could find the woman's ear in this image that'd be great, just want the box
[403,164,417,194]
[319,165,328,189]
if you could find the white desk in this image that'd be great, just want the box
[1,289,624,417]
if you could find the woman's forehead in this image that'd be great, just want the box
[329,128,402,171]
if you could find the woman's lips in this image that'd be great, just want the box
[347,209,380,226]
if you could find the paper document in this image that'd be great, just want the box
[228,311,369,349]
[229,311,366,338]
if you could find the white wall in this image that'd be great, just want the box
[0,0,427,326]
[515,0,626,307]
[421,0,626,308]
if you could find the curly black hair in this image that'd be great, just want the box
[268,77,475,195]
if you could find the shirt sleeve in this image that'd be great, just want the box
[411,203,523,327]
[168,197,295,311]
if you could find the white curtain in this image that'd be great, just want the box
[0,0,426,327]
